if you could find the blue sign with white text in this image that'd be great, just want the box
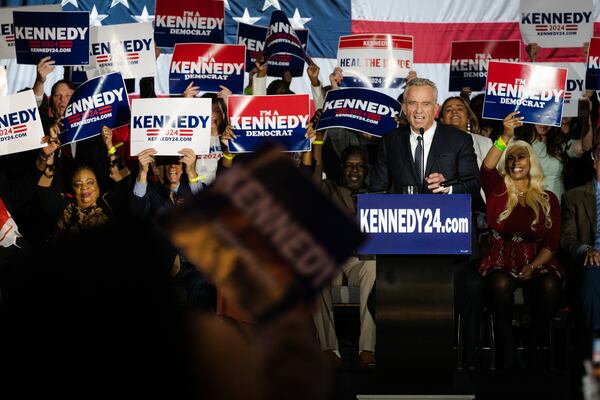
[13,11,89,66]
[61,72,130,145]
[264,10,310,78]
[357,194,471,255]
[237,22,309,73]
[316,88,400,137]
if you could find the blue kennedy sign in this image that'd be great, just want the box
[237,22,309,73]
[13,11,89,65]
[264,10,310,77]
[357,194,471,255]
[316,88,400,137]
[61,72,130,145]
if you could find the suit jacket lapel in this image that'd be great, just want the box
[424,125,441,177]
[400,129,419,184]
[583,180,597,234]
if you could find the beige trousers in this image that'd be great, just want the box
[312,257,376,353]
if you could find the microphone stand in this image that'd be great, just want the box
[418,127,425,192]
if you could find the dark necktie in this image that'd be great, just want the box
[415,135,424,185]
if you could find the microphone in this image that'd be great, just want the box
[439,174,475,188]
[418,128,424,135]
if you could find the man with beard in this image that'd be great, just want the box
[311,144,376,369]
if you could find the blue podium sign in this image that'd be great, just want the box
[357,194,471,255]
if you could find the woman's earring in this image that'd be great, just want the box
[467,122,471,133]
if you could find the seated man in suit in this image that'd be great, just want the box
[370,78,483,368]
[561,145,600,351]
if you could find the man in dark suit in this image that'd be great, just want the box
[370,78,483,368]
[561,145,600,345]
[131,148,215,311]
[370,78,480,195]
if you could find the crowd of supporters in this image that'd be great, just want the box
[1,40,600,398]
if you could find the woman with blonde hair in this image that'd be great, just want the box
[480,111,562,369]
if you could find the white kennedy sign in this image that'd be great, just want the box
[130,98,212,157]
[86,22,155,80]
[0,4,61,59]
[519,0,593,48]
[0,90,45,156]
[542,62,586,117]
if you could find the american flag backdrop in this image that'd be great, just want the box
[2,0,600,102]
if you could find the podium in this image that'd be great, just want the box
[357,194,472,394]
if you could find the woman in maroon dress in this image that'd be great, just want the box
[480,111,562,368]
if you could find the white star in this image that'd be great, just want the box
[233,8,261,25]
[88,5,108,27]
[61,0,78,7]
[262,0,281,11]
[223,0,230,11]
[288,8,311,29]
[132,6,155,24]
[110,0,129,9]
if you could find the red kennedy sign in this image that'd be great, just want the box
[169,43,245,94]
[154,0,225,48]
[227,94,310,153]
[449,40,521,91]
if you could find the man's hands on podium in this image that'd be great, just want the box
[426,173,450,194]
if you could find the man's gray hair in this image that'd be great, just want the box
[404,78,438,103]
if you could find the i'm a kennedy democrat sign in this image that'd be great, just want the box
[483,61,567,127]
[130,98,212,157]
[154,0,224,48]
[519,0,592,48]
[0,4,61,59]
[13,11,89,65]
[170,43,245,95]
[585,37,600,90]
[228,94,310,153]
[0,90,45,157]
[87,22,155,80]
[264,10,310,78]
[449,40,520,92]
[316,88,400,137]
[61,72,130,146]
[338,34,413,89]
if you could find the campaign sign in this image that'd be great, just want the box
[169,43,245,95]
[357,194,471,255]
[237,22,309,73]
[69,65,88,87]
[585,37,600,90]
[316,88,400,137]
[482,61,567,127]
[0,90,45,157]
[338,34,413,89]
[519,0,593,48]
[87,22,155,80]
[61,72,130,146]
[158,144,364,322]
[544,62,585,117]
[227,94,310,153]
[0,4,61,59]
[130,98,212,157]
[449,40,521,92]
[154,0,224,48]
[264,10,310,78]
[13,11,89,65]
